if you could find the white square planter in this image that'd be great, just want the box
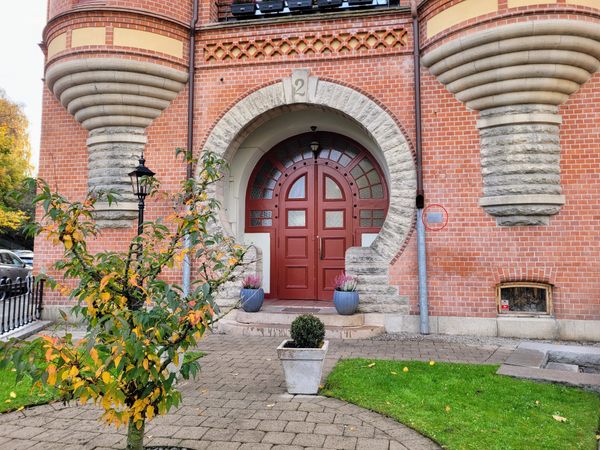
[277,339,329,395]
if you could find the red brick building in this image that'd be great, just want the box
[38,0,600,340]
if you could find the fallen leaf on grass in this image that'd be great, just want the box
[429,361,435,366]
[367,363,376,368]
[444,405,451,412]
[390,371,398,375]
[9,392,16,398]
[552,415,567,423]
[596,434,600,441]
[403,367,409,373]
[16,406,24,412]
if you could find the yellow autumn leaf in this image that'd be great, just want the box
[72,230,84,242]
[90,348,99,365]
[552,415,567,423]
[101,371,112,384]
[9,392,16,398]
[390,371,398,375]
[100,292,111,302]
[63,235,73,250]
[143,359,149,371]
[367,363,376,368]
[403,367,409,373]
[47,364,57,386]
[99,273,115,291]
[114,355,122,369]
[146,405,155,421]
[69,366,79,377]
[445,405,451,412]
[429,361,435,366]
[16,406,24,412]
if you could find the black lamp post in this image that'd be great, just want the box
[310,126,320,159]
[128,154,155,236]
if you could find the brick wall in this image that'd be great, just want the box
[38,0,600,321]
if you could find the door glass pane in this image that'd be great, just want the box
[325,210,344,228]
[359,187,371,199]
[288,175,306,199]
[325,176,343,200]
[367,170,381,184]
[371,184,384,199]
[359,158,373,172]
[288,210,306,227]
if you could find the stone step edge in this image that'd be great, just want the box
[219,319,385,340]
[236,310,365,327]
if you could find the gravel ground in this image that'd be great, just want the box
[371,332,600,348]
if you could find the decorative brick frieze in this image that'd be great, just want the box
[202,28,408,63]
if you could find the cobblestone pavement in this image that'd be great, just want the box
[0,334,515,450]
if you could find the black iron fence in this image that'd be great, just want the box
[0,277,44,335]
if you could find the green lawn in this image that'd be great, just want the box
[322,359,600,450]
[0,365,58,413]
[0,350,206,414]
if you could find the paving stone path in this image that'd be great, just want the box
[0,334,515,450]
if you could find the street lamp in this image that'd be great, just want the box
[128,153,155,236]
[310,126,320,159]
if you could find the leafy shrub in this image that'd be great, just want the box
[290,314,325,348]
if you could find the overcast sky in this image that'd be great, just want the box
[1,2,46,174]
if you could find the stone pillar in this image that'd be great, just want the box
[421,20,600,225]
[86,127,147,226]
[45,58,188,227]
[478,104,564,226]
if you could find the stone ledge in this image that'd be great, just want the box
[497,364,600,392]
[479,194,566,207]
[477,112,563,129]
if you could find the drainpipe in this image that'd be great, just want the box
[183,0,199,296]
[412,0,429,334]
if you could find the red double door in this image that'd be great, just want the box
[277,164,352,301]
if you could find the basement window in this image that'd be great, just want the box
[497,282,552,315]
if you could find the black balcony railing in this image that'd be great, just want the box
[218,0,403,22]
[0,277,44,336]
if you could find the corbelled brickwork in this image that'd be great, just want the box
[421,19,600,225]
[45,58,188,226]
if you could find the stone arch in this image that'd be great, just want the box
[202,70,416,312]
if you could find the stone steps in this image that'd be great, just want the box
[236,309,364,327]
[218,319,385,340]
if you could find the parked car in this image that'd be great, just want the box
[13,250,33,267]
[0,250,32,285]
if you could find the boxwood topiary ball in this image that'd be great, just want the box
[290,314,325,348]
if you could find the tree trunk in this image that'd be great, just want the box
[126,419,145,450]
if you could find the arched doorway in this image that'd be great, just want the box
[246,131,389,301]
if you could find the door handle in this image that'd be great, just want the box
[318,236,323,260]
